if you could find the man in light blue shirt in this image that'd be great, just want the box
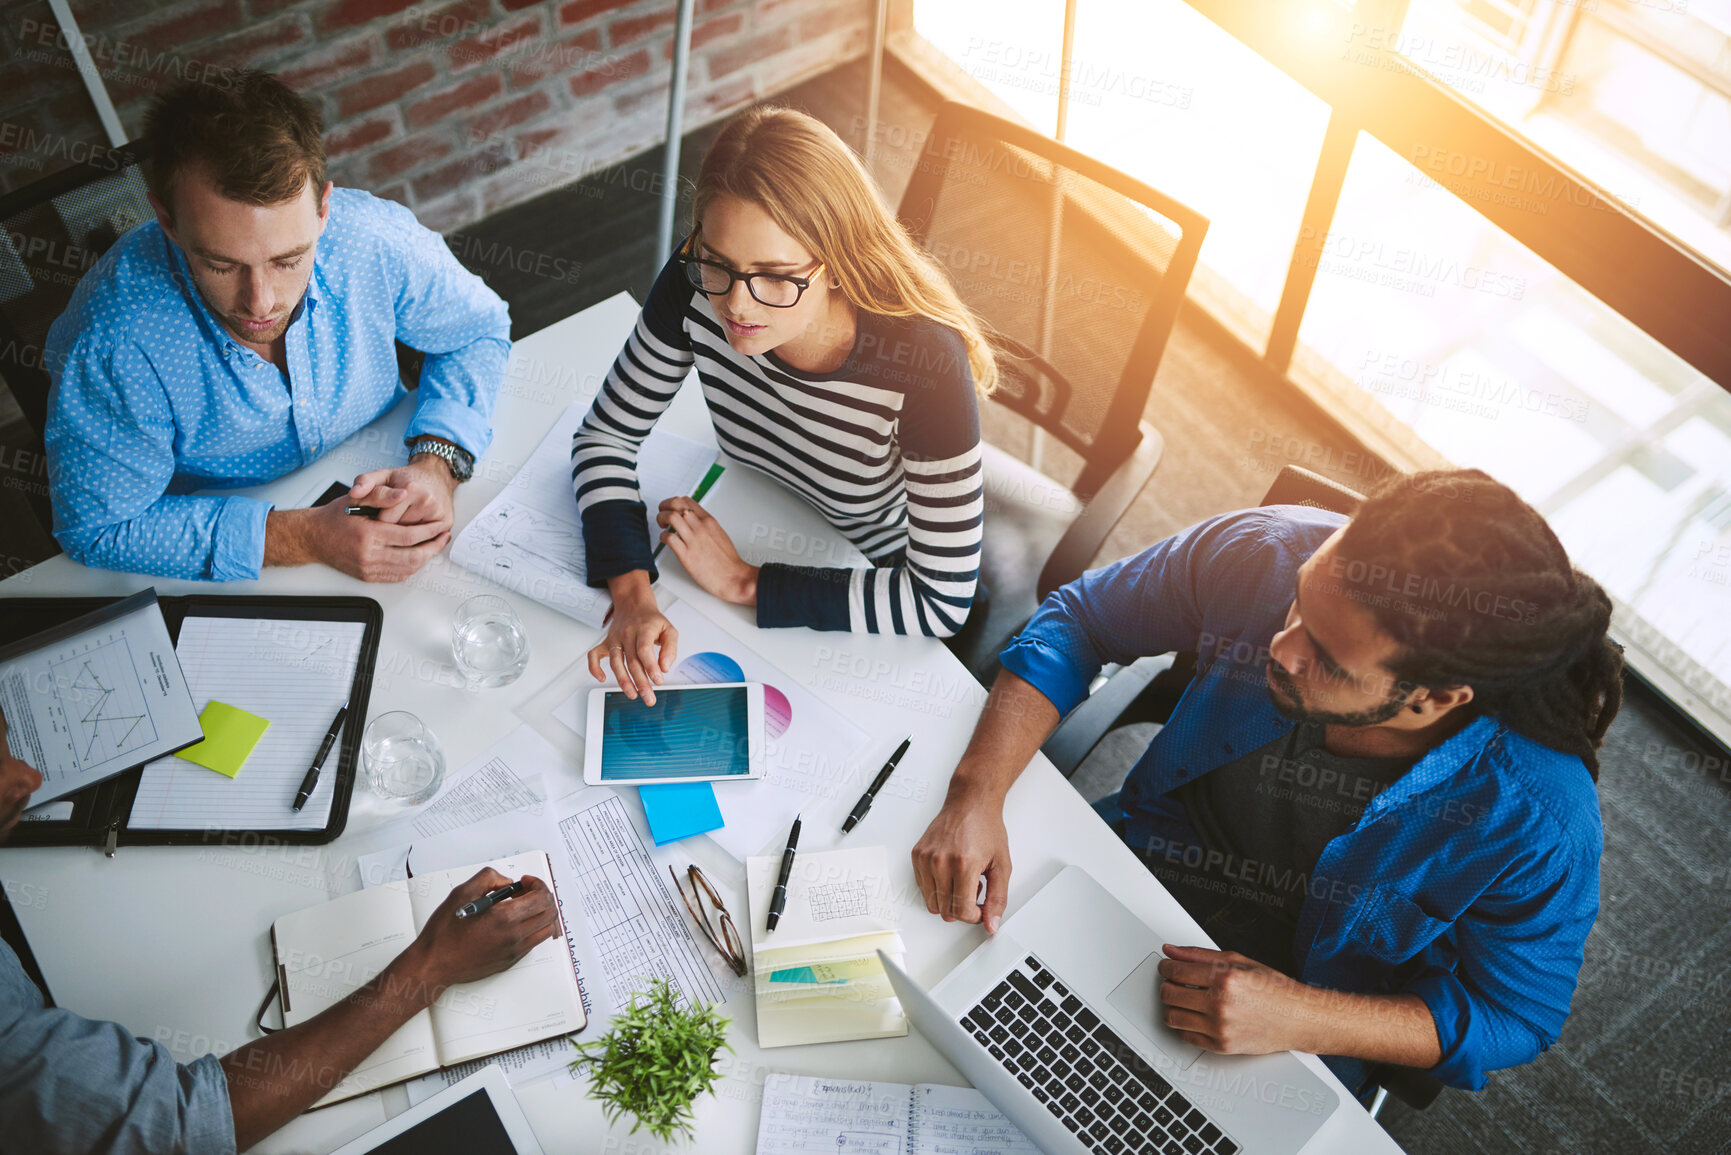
[913,470,1624,1095]
[44,70,509,582]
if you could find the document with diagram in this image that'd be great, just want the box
[0,589,202,806]
[449,398,716,626]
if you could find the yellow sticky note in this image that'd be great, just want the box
[180,701,271,778]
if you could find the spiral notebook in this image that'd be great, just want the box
[754,1073,1038,1155]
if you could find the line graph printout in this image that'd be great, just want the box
[0,590,202,806]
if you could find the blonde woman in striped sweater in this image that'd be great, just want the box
[573,106,997,701]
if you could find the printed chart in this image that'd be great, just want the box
[51,636,158,769]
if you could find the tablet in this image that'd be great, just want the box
[329,1064,542,1155]
[583,682,766,786]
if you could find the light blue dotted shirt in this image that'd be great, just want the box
[43,188,510,581]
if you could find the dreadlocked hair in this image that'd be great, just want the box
[1331,468,1624,779]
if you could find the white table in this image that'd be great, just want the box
[0,295,1399,1155]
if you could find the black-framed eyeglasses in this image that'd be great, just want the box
[679,249,825,308]
[669,864,747,976]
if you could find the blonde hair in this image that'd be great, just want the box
[690,106,998,395]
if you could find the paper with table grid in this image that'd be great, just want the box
[128,616,367,829]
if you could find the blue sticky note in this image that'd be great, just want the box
[639,781,724,846]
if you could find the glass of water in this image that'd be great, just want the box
[363,711,446,804]
[451,594,531,688]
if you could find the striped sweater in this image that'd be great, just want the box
[571,254,984,636]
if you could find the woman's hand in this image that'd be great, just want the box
[588,571,677,704]
[658,497,758,607]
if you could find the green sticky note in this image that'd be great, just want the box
[180,701,271,778]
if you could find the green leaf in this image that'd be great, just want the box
[568,977,732,1142]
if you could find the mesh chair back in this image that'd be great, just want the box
[898,102,1207,499]
[0,143,152,436]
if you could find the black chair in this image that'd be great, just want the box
[0,142,155,541]
[897,100,1208,684]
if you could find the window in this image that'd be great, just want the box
[914,0,1330,346]
[1396,0,1731,271]
[1295,131,1731,721]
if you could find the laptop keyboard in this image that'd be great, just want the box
[961,954,1239,1155]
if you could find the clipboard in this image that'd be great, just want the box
[0,594,382,850]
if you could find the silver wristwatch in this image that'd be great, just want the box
[407,436,474,482]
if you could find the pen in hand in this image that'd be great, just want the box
[650,462,726,564]
[344,505,381,519]
[291,703,348,812]
[456,880,525,919]
[764,813,801,934]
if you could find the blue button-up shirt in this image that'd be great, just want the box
[0,938,235,1153]
[1001,506,1602,1093]
[44,188,510,580]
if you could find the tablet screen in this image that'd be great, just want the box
[369,1090,516,1154]
[599,686,751,781]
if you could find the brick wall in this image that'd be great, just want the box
[0,0,874,231]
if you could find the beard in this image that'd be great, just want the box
[220,307,294,346]
[1265,661,1409,727]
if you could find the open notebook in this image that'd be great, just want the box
[754,1073,1038,1155]
[271,851,585,1106]
[746,845,907,1048]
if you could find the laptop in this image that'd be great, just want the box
[881,866,1341,1155]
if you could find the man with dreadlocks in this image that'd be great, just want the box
[912,469,1622,1098]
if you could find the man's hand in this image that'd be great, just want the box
[1157,944,1445,1066]
[657,496,758,606]
[589,570,677,705]
[0,707,45,840]
[396,868,558,994]
[265,496,449,582]
[1157,944,1322,1055]
[350,455,458,528]
[221,867,557,1150]
[911,788,1011,934]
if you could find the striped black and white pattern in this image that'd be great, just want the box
[572,257,984,636]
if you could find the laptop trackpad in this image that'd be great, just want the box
[1107,953,1205,1070]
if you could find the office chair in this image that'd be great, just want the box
[0,142,155,541]
[896,100,1208,684]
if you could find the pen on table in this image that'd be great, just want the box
[455,880,524,919]
[650,462,726,564]
[842,736,912,834]
[344,505,381,519]
[291,703,348,812]
[764,813,801,935]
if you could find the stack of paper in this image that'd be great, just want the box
[449,398,716,627]
[747,845,907,1047]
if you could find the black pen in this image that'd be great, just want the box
[291,704,348,812]
[344,505,381,519]
[456,880,524,919]
[842,737,911,834]
[765,814,801,934]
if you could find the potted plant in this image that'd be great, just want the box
[569,977,732,1142]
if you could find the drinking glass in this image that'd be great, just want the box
[451,594,531,687]
[363,711,446,804]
